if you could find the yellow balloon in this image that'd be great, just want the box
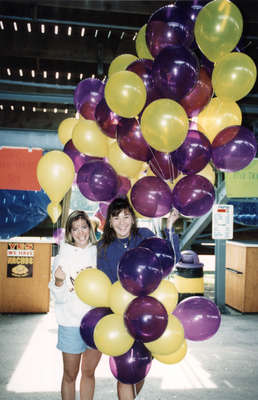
[94,314,134,356]
[37,150,75,204]
[197,163,216,185]
[109,281,136,315]
[74,269,112,307]
[47,202,62,223]
[212,52,257,101]
[150,280,179,314]
[153,339,187,364]
[72,119,108,157]
[194,0,243,62]
[136,24,154,60]
[57,117,79,145]
[140,99,189,152]
[108,53,138,77]
[196,97,242,143]
[145,315,184,355]
[105,70,147,118]
[108,141,144,178]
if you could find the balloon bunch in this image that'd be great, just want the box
[75,237,221,384]
[36,0,257,222]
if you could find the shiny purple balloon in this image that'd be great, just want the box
[95,98,120,139]
[131,176,173,218]
[80,307,113,349]
[149,150,180,181]
[172,175,215,217]
[173,296,221,341]
[146,4,195,58]
[109,341,152,384]
[211,126,257,172]
[124,296,168,342]
[127,59,161,106]
[117,118,153,162]
[118,247,162,296]
[152,45,199,101]
[170,130,211,175]
[53,228,65,245]
[74,78,104,120]
[64,139,103,173]
[77,160,118,202]
[139,237,175,278]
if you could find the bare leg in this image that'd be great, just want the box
[117,380,145,400]
[80,348,102,400]
[61,352,81,400]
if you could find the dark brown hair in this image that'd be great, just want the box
[101,197,138,246]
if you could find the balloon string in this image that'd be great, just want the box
[147,145,166,180]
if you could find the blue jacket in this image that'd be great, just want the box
[97,227,180,283]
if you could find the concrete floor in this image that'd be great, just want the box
[0,259,258,400]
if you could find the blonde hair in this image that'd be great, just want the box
[65,210,97,245]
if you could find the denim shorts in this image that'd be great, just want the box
[57,325,89,354]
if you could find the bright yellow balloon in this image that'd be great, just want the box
[72,119,108,157]
[74,269,112,307]
[108,141,144,178]
[109,281,136,315]
[94,314,134,356]
[47,202,62,223]
[136,24,154,60]
[150,280,179,314]
[145,315,184,355]
[105,70,147,118]
[108,53,138,77]
[196,97,242,143]
[212,52,257,101]
[153,339,187,364]
[197,163,216,185]
[140,99,189,152]
[37,150,75,204]
[194,0,243,62]
[58,117,79,145]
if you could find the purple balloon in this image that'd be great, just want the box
[131,176,173,218]
[146,4,195,58]
[124,296,168,342]
[173,296,221,341]
[149,150,180,181]
[80,307,113,349]
[211,126,257,172]
[95,98,120,139]
[109,341,152,384]
[117,118,153,162]
[53,228,65,245]
[139,237,175,278]
[170,130,211,175]
[172,175,215,217]
[152,45,199,101]
[74,78,104,120]
[77,160,118,202]
[64,139,103,173]
[118,247,162,296]
[127,59,161,106]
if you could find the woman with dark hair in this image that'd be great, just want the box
[97,197,180,399]
[49,210,101,400]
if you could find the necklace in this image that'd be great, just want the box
[117,237,129,249]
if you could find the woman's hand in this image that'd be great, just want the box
[166,208,180,230]
[54,266,66,287]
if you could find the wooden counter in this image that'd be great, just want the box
[225,241,258,312]
[0,237,53,313]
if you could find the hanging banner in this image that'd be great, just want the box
[225,158,258,198]
[0,147,42,191]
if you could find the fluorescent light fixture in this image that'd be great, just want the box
[13,21,18,31]
[41,24,45,34]
[31,70,35,78]
[55,71,59,79]
[81,27,85,37]
[27,22,31,32]
[54,25,59,35]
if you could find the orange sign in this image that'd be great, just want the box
[0,147,42,190]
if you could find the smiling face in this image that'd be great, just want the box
[110,208,134,239]
[71,218,90,248]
